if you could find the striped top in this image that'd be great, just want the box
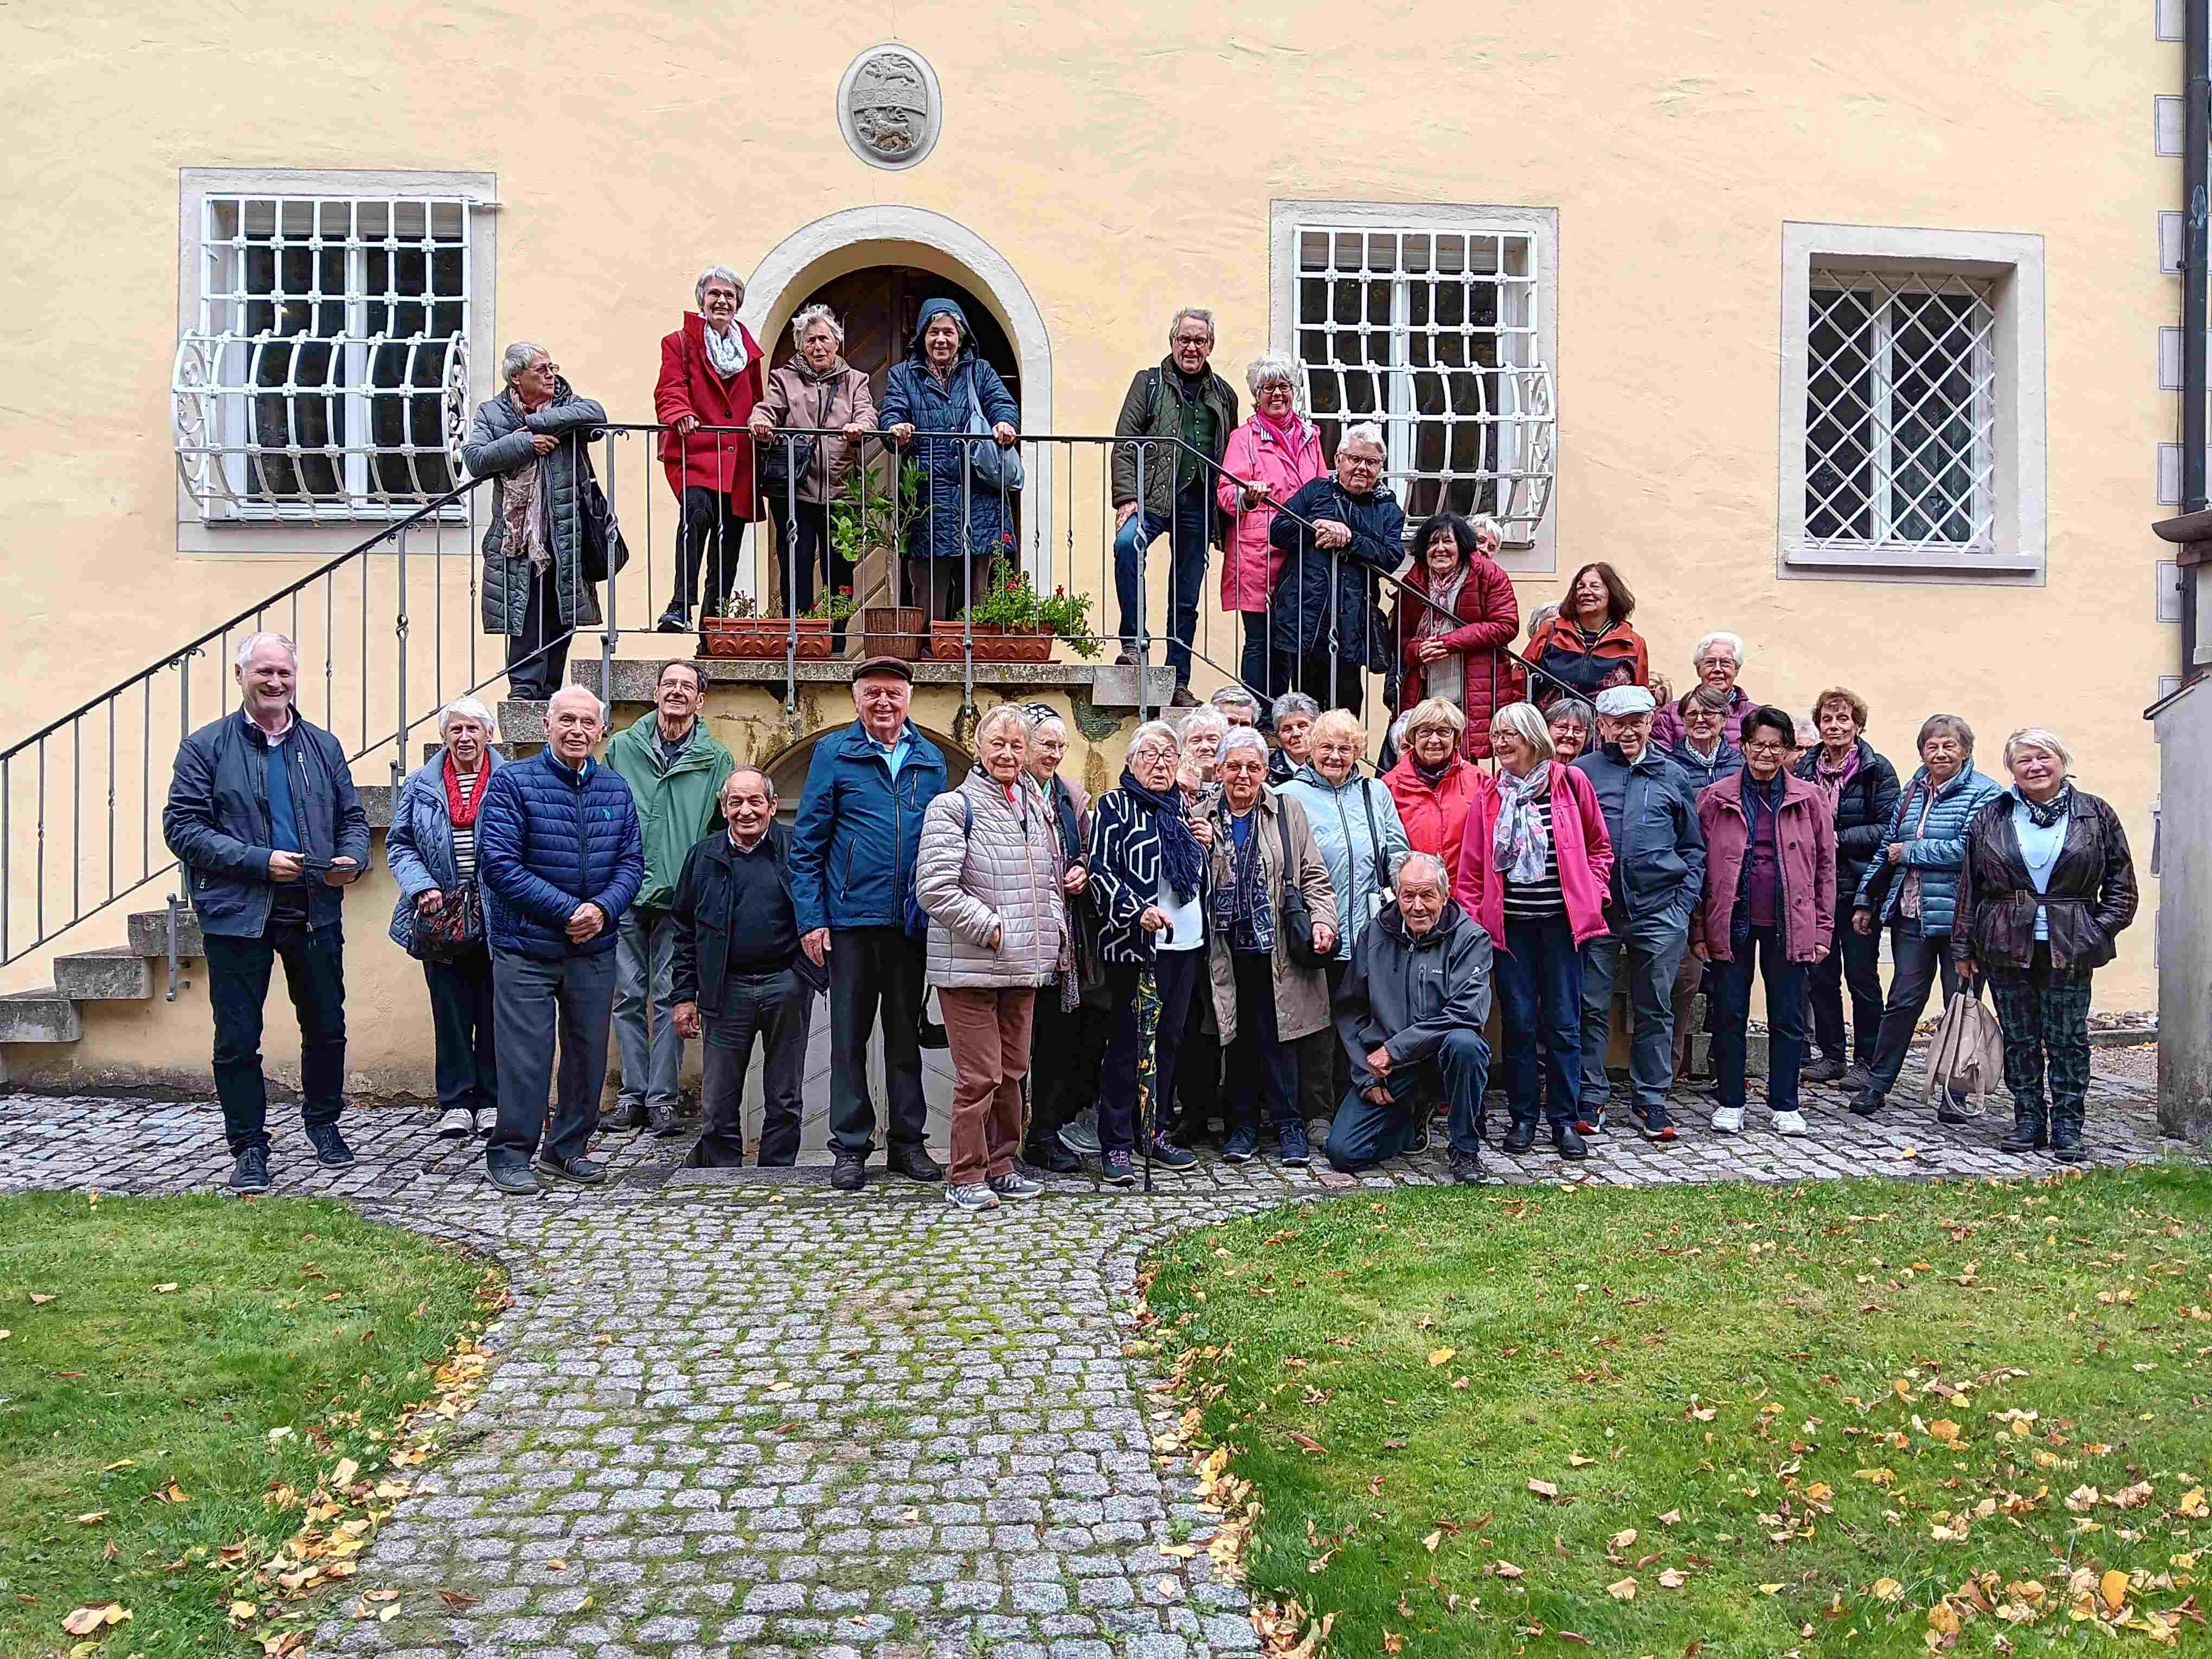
[451,767,481,882]
[1500,797,1565,919]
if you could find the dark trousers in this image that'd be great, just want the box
[1808,897,1883,1066]
[696,967,814,1168]
[1711,924,1809,1114]
[486,947,616,1171]
[1496,911,1583,1128]
[1865,924,1964,1098]
[770,499,856,646]
[505,563,571,701]
[1293,648,1365,718]
[1294,959,1351,1128]
[1101,949,1205,1154]
[1224,951,1297,1136]
[1987,943,2094,1121]
[1238,610,1271,702]
[204,915,348,1156]
[424,946,497,1114]
[902,556,990,621]
[1028,986,1108,1149]
[826,926,928,1158]
[1114,484,1212,687]
[1326,1030,1491,1171]
[668,485,745,623]
[1173,966,1222,1140]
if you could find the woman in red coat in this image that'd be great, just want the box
[1383,698,1485,879]
[1392,512,1520,760]
[653,265,765,635]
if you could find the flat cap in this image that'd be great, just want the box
[1593,685,1657,717]
[853,655,915,683]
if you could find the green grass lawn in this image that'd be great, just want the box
[0,1192,500,1659]
[1142,1167,2211,1657]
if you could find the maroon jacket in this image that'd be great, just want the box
[1692,769,1837,963]
[1392,557,1520,760]
[654,313,765,509]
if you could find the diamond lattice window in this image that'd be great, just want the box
[1804,268,1997,554]
[172,195,475,522]
[1293,226,1554,544]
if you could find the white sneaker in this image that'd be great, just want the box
[1711,1107,1745,1134]
[1772,1109,1809,1136]
[436,1106,476,1139]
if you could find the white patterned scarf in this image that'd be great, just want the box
[1491,763,1551,884]
[701,320,751,380]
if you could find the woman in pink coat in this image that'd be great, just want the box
[1216,353,1328,709]
[1454,702,1613,1160]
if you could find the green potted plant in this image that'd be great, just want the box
[831,459,929,659]
[700,589,835,660]
[1037,583,1099,659]
[932,552,1055,661]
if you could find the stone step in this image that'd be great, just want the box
[0,988,82,1043]
[53,946,155,1001]
[126,907,204,960]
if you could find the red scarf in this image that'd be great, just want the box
[443,752,488,827]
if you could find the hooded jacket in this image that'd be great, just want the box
[787,719,950,935]
[1334,898,1496,1093]
[915,769,1067,990]
[464,379,609,636]
[603,713,737,911]
[877,299,1021,564]
[1692,768,1837,963]
[1523,614,1649,701]
[1573,741,1706,937]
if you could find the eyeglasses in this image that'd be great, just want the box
[1742,740,1787,755]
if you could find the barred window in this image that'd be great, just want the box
[1804,269,1996,552]
[1292,226,1554,545]
[173,192,477,522]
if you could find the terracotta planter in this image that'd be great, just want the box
[849,605,928,661]
[930,620,1055,663]
[700,616,835,660]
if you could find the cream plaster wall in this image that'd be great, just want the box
[0,0,2179,1015]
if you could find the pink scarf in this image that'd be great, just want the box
[1254,408,1306,453]
[1812,741,1862,807]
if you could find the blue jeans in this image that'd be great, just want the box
[1115,484,1212,687]
[1324,1030,1491,1171]
[1580,924,1688,1128]
[204,915,348,1155]
[1496,912,1583,1128]
[1711,923,1808,1114]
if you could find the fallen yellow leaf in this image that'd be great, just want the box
[1658,1568,1688,1589]
[1495,1560,1524,1578]
[60,1604,130,1637]
[1758,1583,1783,1595]
[2101,1570,2130,1613]
[1527,1479,1559,1499]
[72,1512,107,1526]
[331,1458,358,1488]
[1928,1602,1961,1635]
[29,1293,56,1304]
[1928,1418,1962,1444]
[1607,1577,1638,1600]
[1422,1530,1442,1553]
[1427,1347,1457,1368]
[1870,1578,1905,1602]
[229,1601,259,1621]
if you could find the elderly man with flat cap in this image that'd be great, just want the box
[789,657,950,1191]
[1571,683,1705,1142]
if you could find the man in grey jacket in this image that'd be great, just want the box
[1323,853,1494,1184]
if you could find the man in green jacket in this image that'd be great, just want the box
[606,661,736,1133]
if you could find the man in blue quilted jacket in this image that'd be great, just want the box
[477,686,646,1194]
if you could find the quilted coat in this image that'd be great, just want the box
[1382,753,1484,888]
[384,744,506,949]
[1275,764,1412,962]
[787,721,950,934]
[653,312,766,505]
[1852,763,2003,938]
[1214,414,1327,612]
[475,750,645,960]
[1391,554,1521,758]
[1791,737,1902,901]
[1951,789,2138,973]
[915,769,1066,989]
[1266,477,1407,668]
[464,380,608,638]
[877,299,1021,565]
[1110,358,1240,528]
[1203,788,1339,1044]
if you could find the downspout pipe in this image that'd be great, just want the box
[2183,0,2208,674]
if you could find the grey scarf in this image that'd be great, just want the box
[701,320,751,380]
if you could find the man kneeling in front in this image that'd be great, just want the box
[1324,851,1494,1184]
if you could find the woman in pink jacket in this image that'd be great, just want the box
[1454,702,1613,1160]
[1216,353,1328,709]
[1692,706,1837,1139]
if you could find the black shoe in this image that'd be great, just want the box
[1849,1091,1886,1118]
[536,1155,607,1185]
[916,1019,949,1051]
[1023,1136,1083,1174]
[886,1146,944,1184]
[2050,1107,2087,1164]
[1935,1102,1973,1127]
[1501,1121,1537,1155]
[229,1145,272,1195]
[1446,1147,1486,1185]
[305,1124,356,1169]
[831,1155,866,1192]
[1146,1136,1198,1170]
[485,1162,542,1197]
[1114,652,1137,667]
[648,1103,684,1138]
[654,609,691,633]
[1802,1054,1847,1085]
[1552,1123,1590,1160]
[2000,1109,2049,1153]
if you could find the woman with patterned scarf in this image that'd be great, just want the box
[1952,728,2137,1162]
[1085,722,1215,1185]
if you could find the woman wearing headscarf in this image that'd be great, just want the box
[1392,512,1520,760]
[1085,721,1215,1185]
[879,298,1020,621]
[1953,728,2137,1162]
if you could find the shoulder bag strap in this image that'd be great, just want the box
[1359,778,1391,896]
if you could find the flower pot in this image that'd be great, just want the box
[848,605,928,661]
[700,616,835,660]
[930,620,1055,663]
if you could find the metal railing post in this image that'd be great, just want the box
[599,430,617,704]
[164,891,184,1002]
[1132,444,1148,721]
[783,436,800,721]
[392,525,410,787]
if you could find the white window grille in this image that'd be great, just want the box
[1292,224,1554,544]
[172,195,474,522]
[1803,268,1997,554]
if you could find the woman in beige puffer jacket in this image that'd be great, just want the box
[916,706,1070,1206]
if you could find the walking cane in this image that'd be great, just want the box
[1135,966,1161,1194]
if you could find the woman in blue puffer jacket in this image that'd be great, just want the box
[1847,713,2002,1120]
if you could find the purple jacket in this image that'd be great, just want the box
[1691,769,1836,963]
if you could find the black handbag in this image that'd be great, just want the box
[409,883,484,963]
[1275,807,1330,969]
[576,445,630,583]
[756,376,827,508]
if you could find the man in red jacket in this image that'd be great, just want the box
[653,265,764,638]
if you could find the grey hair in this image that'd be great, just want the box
[2003,726,2073,774]
[1692,631,1748,668]
[1220,726,1269,763]
[789,303,844,348]
[1178,709,1229,750]
[723,766,775,799]
[695,265,745,307]
[1245,350,1301,401]
[1128,719,1181,761]
[1918,713,1976,756]
[1403,696,1468,738]
[1468,513,1503,546]
[1339,420,1387,456]
[500,341,549,385]
[973,704,1032,750]
[234,631,297,670]
[1271,691,1321,722]
[1492,701,1557,761]
[1168,306,1216,344]
[437,695,494,737]
[546,685,607,724]
[1209,683,1261,717]
[1392,850,1451,893]
[1547,696,1596,732]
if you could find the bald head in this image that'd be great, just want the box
[544,686,606,765]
